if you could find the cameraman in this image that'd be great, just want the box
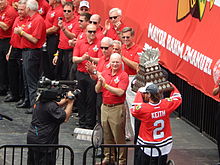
[27,91,74,165]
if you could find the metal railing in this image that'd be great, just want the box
[0,144,74,165]
[83,144,162,165]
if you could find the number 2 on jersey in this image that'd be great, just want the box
[153,119,165,140]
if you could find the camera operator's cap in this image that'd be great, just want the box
[79,0,90,8]
[138,82,159,94]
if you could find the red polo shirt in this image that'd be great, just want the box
[101,68,129,104]
[38,0,50,19]
[121,44,142,75]
[103,22,126,40]
[58,17,80,49]
[73,38,101,72]
[21,13,46,49]
[10,16,27,48]
[0,5,18,39]
[96,55,110,72]
[44,4,63,30]
[77,30,86,40]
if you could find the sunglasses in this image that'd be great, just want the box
[63,10,72,13]
[100,46,109,50]
[122,36,130,39]
[89,21,98,25]
[109,16,118,20]
[87,30,96,34]
[78,19,84,22]
[113,48,119,51]
[80,8,89,11]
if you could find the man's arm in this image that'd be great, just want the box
[122,56,138,71]
[213,85,220,96]
[97,74,126,96]
[0,21,9,31]
[46,26,59,35]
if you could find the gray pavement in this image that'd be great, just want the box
[0,96,219,165]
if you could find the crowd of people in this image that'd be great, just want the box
[0,0,185,164]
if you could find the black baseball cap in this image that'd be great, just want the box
[138,82,159,94]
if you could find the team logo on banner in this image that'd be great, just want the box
[177,0,215,21]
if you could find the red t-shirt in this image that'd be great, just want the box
[44,4,63,30]
[101,68,129,104]
[96,55,110,72]
[10,16,27,48]
[21,13,46,48]
[58,17,80,49]
[102,22,126,40]
[38,0,50,19]
[0,5,18,39]
[121,44,142,75]
[73,38,101,72]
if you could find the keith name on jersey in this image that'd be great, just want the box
[151,110,166,119]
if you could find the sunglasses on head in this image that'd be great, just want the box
[88,30,96,34]
[100,46,109,50]
[89,21,98,25]
[63,10,72,13]
[109,16,118,20]
[122,36,130,39]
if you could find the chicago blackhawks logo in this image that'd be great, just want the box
[177,0,215,21]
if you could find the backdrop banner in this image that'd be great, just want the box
[92,0,220,101]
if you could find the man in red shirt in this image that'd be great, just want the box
[0,0,18,95]
[73,23,101,129]
[95,53,129,165]
[37,0,50,19]
[213,78,220,165]
[89,14,103,40]
[4,0,27,103]
[77,0,90,15]
[52,2,80,80]
[68,12,91,47]
[131,83,182,165]
[14,0,46,114]
[121,27,142,141]
[44,0,63,79]
[102,8,126,40]
[86,36,114,124]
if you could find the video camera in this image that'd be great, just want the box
[36,77,81,102]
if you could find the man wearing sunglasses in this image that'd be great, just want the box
[103,8,126,40]
[73,24,101,129]
[53,2,80,80]
[89,14,103,40]
[85,37,114,123]
[120,26,142,141]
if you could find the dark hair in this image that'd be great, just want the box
[122,27,135,36]
[80,13,92,21]
[149,92,161,103]
[63,2,74,11]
